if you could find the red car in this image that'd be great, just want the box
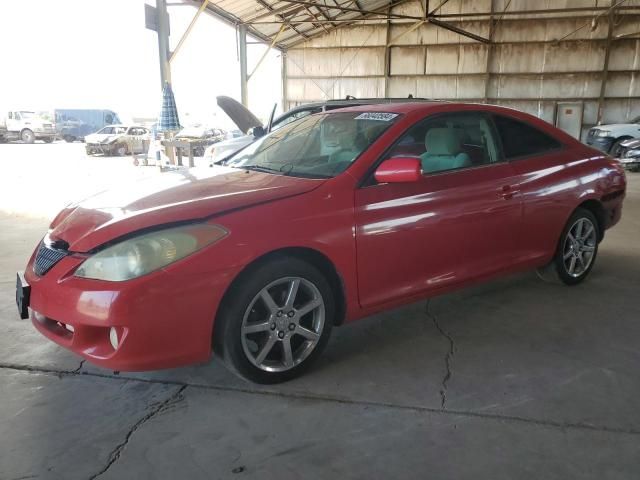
[16,103,626,383]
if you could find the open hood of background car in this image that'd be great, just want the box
[48,166,324,252]
[216,96,263,134]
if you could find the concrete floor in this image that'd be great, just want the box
[1,144,639,479]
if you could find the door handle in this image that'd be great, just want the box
[499,185,519,200]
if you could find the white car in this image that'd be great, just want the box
[586,115,640,154]
[85,125,150,156]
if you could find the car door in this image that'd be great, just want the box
[490,113,578,264]
[354,111,523,308]
[127,127,143,153]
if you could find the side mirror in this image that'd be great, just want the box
[374,157,422,183]
[251,126,266,139]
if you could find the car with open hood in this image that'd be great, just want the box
[17,102,626,383]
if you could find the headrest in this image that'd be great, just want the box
[425,128,462,155]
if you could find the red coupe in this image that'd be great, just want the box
[17,103,626,383]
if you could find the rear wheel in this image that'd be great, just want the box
[216,257,334,384]
[63,135,76,143]
[542,208,600,285]
[42,137,53,143]
[21,129,35,144]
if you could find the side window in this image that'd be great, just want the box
[105,113,114,125]
[492,115,562,159]
[385,112,500,174]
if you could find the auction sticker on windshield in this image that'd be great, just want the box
[354,112,399,121]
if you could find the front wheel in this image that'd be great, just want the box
[545,208,600,285]
[216,257,334,384]
[114,143,127,156]
[21,129,35,144]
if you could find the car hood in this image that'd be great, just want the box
[596,123,636,130]
[217,96,262,134]
[620,138,640,148]
[49,166,324,252]
[85,133,119,144]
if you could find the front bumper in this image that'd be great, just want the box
[586,136,615,153]
[24,247,233,371]
[35,131,56,139]
[85,143,116,154]
[618,157,640,170]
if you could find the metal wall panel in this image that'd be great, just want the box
[283,0,640,133]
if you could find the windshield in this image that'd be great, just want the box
[222,111,399,178]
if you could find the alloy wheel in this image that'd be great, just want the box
[241,277,325,372]
[562,217,597,278]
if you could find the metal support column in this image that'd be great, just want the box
[384,4,393,97]
[156,0,172,87]
[239,24,249,107]
[483,0,496,103]
[596,7,614,125]
[282,52,288,111]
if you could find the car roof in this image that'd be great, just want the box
[322,101,524,116]
[285,98,437,112]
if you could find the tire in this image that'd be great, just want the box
[42,137,53,143]
[21,129,35,144]
[215,256,334,384]
[610,138,630,157]
[114,144,127,156]
[545,208,600,286]
[63,135,76,143]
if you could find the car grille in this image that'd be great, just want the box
[34,242,69,276]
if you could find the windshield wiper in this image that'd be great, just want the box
[241,164,284,174]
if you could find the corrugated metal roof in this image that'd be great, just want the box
[189,0,640,49]
[190,0,408,48]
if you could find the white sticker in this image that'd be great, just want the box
[354,112,399,122]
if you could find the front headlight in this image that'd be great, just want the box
[625,149,640,158]
[596,129,611,137]
[75,224,227,281]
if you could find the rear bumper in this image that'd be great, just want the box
[25,249,233,371]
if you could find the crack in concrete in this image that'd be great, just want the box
[2,362,640,437]
[72,359,85,374]
[88,384,188,480]
[426,300,455,409]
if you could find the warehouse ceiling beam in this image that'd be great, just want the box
[255,0,311,39]
[170,0,209,64]
[427,17,491,43]
[430,5,640,19]
[303,5,331,32]
[192,0,276,46]
[248,24,286,80]
[428,0,451,16]
[271,0,423,20]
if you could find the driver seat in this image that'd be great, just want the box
[420,128,471,173]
